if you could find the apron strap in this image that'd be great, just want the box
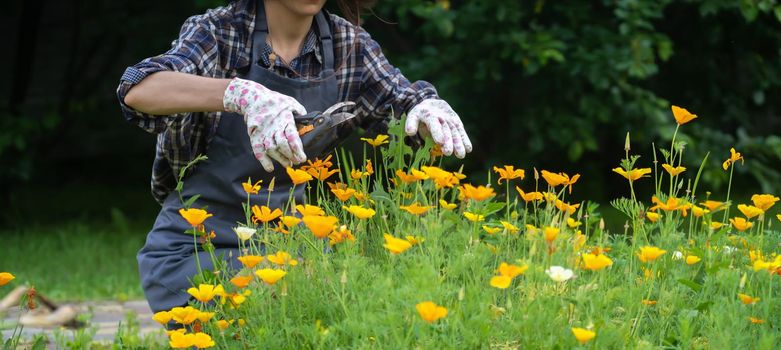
[251,0,335,71]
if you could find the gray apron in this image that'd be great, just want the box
[137,1,339,312]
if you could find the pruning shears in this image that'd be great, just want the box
[294,101,357,158]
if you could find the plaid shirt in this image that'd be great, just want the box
[117,0,438,204]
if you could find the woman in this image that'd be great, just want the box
[117,0,472,313]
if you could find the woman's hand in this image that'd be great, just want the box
[405,99,473,159]
[223,78,308,172]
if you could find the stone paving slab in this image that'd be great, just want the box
[1,300,166,348]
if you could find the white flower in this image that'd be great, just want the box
[545,266,574,282]
[672,251,684,260]
[722,246,737,255]
[233,226,256,242]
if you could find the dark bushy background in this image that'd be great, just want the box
[2,0,780,226]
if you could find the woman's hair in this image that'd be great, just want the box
[335,0,376,25]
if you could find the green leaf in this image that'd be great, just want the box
[677,278,703,292]
[182,194,201,209]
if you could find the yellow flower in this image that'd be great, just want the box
[251,205,283,224]
[399,203,432,215]
[331,188,356,202]
[242,179,262,194]
[749,317,765,324]
[286,167,313,185]
[685,255,701,265]
[187,284,225,303]
[343,205,376,219]
[738,204,764,219]
[701,200,725,211]
[383,234,413,254]
[266,251,298,266]
[382,233,412,255]
[612,167,652,181]
[566,218,581,228]
[305,167,339,182]
[463,212,485,222]
[646,211,661,223]
[671,105,698,125]
[490,275,512,289]
[405,235,425,245]
[650,196,687,213]
[662,164,686,176]
[230,275,253,289]
[152,311,172,325]
[555,200,580,215]
[543,226,559,243]
[540,170,580,193]
[498,262,528,278]
[738,293,760,305]
[396,169,429,183]
[360,134,390,147]
[168,306,201,325]
[237,255,264,269]
[216,319,232,330]
[295,204,325,217]
[751,194,779,212]
[581,253,613,271]
[168,331,194,349]
[722,148,744,170]
[729,217,753,232]
[178,208,212,227]
[279,215,302,228]
[637,246,667,263]
[439,199,457,210]
[303,215,339,238]
[710,221,724,230]
[365,159,374,175]
[255,269,287,285]
[571,327,596,344]
[777,214,781,222]
[350,169,366,180]
[500,221,519,234]
[690,205,709,218]
[416,301,448,323]
[458,184,496,201]
[515,187,543,202]
[482,225,502,235]
[642,299,657,306]
[543,192,557,202]
[0,272,15,286]
[493,165,525,184]
[328,225,355,246]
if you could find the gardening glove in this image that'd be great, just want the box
[223,77,308,172]
[405,99,473,159]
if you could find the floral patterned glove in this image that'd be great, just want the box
[223,78,307,172]
[405,99,473,159]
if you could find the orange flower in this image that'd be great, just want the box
[641,299,657,306]
[555,199,580,215]
[0,272,15,286]
[295,204,325,216]
[493,165,525,184]
[251,205,283,223]
[751,194,779,212]
[305,167,339,182]
[383,234,412,254]
[327,181,348,190]
[612,167,652,181]
[416,301,448,323]
[729,217,753,231]
[515,187,543,202]
[255,269,287,285]
[350,169,366,180]
[396,169,429,183]
[266,251,298,266]
[242,179,262,194]
[498,262,528,278]
[365,159,374,175]
[399,203,432,215]
[360,134,389,147]
[637,246,667,263]
[662,164,686,176]
[300,155,334,170]
[701,200,725,211]
[722,148,743,170]
[671,105,697,125]
[179,208,212,227]
[328,225,355,246]
[237,255,264,269]
[540,170,580,193]
[279,215,302,228]
[738,204,763,219]
[286,167,313,185]
[543,226,559,243]
[303,215,339,238]
[331,188,356,202]
[749,317,765,324]
[230,275,253,289]
[690,205,709,217]
[738,293,760,305]
[459,184,495,201]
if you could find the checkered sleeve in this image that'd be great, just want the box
[116,10,224,134]
[356,28,440,126]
